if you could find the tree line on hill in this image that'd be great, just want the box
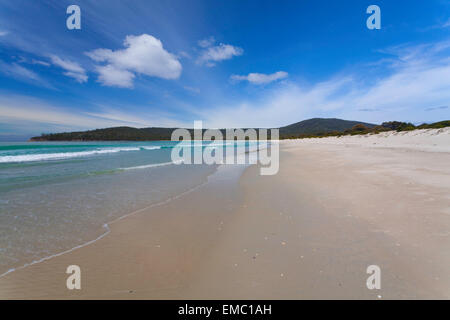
[29,118,450,141]
[282,120,450,139]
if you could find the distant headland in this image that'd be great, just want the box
[29,118,449,141]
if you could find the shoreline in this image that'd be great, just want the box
[0,128,449,299]
[0,162,249,299]
[0,164,221,279]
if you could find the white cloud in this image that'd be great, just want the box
[50,55,88,83]
[32,59,50,67]
[14,56,50,67]
[199,40,450,128]
[0,30,8,36]
[86,34,182,88]
[197,37,243,66]
[198,36,215,48]
[95,65,135,88]
[231,71,288,84]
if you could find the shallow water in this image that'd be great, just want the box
[0,141,261,275]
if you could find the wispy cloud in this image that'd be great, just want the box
[357,108,380,112]
[50,55,88,83]
[0,95,114,130]
[183,86,200,94]
[0,94,186,131]
[198,36,215,48]
[425,105,448,112]
[15,56,51,67]
[231,71,288,85]
[0,62,41,81]
[0,30,8,36]
[31,59,51,67]
[84,106,184,128]
[418,18,450,32]
[86,34,182,88]
[199,40,450,127]
[0,61,53,88]
[197,37,243,67]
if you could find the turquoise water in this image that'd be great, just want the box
[0,141,258,275]
[0,141,181,192]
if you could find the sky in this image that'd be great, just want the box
[0,0,449,139]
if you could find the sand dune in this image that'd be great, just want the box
[283,127,450,153]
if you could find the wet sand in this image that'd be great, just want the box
[0,129,449,299]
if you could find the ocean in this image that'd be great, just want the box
[0,141,257,276]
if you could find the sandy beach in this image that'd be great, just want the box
[0,128,449,299]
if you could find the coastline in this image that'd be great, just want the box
[0,170,211,280]
[0,129,449,299]
[0,163,249,299]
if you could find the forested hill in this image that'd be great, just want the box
[279,118,376,135]
[30,118,449,141]
[29,118,378,141]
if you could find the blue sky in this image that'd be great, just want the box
[0,0,449,138]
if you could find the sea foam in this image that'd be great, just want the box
[0,146,161,163]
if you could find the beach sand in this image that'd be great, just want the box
[0,128,449,299]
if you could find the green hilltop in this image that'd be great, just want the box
[29,118,450,141]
